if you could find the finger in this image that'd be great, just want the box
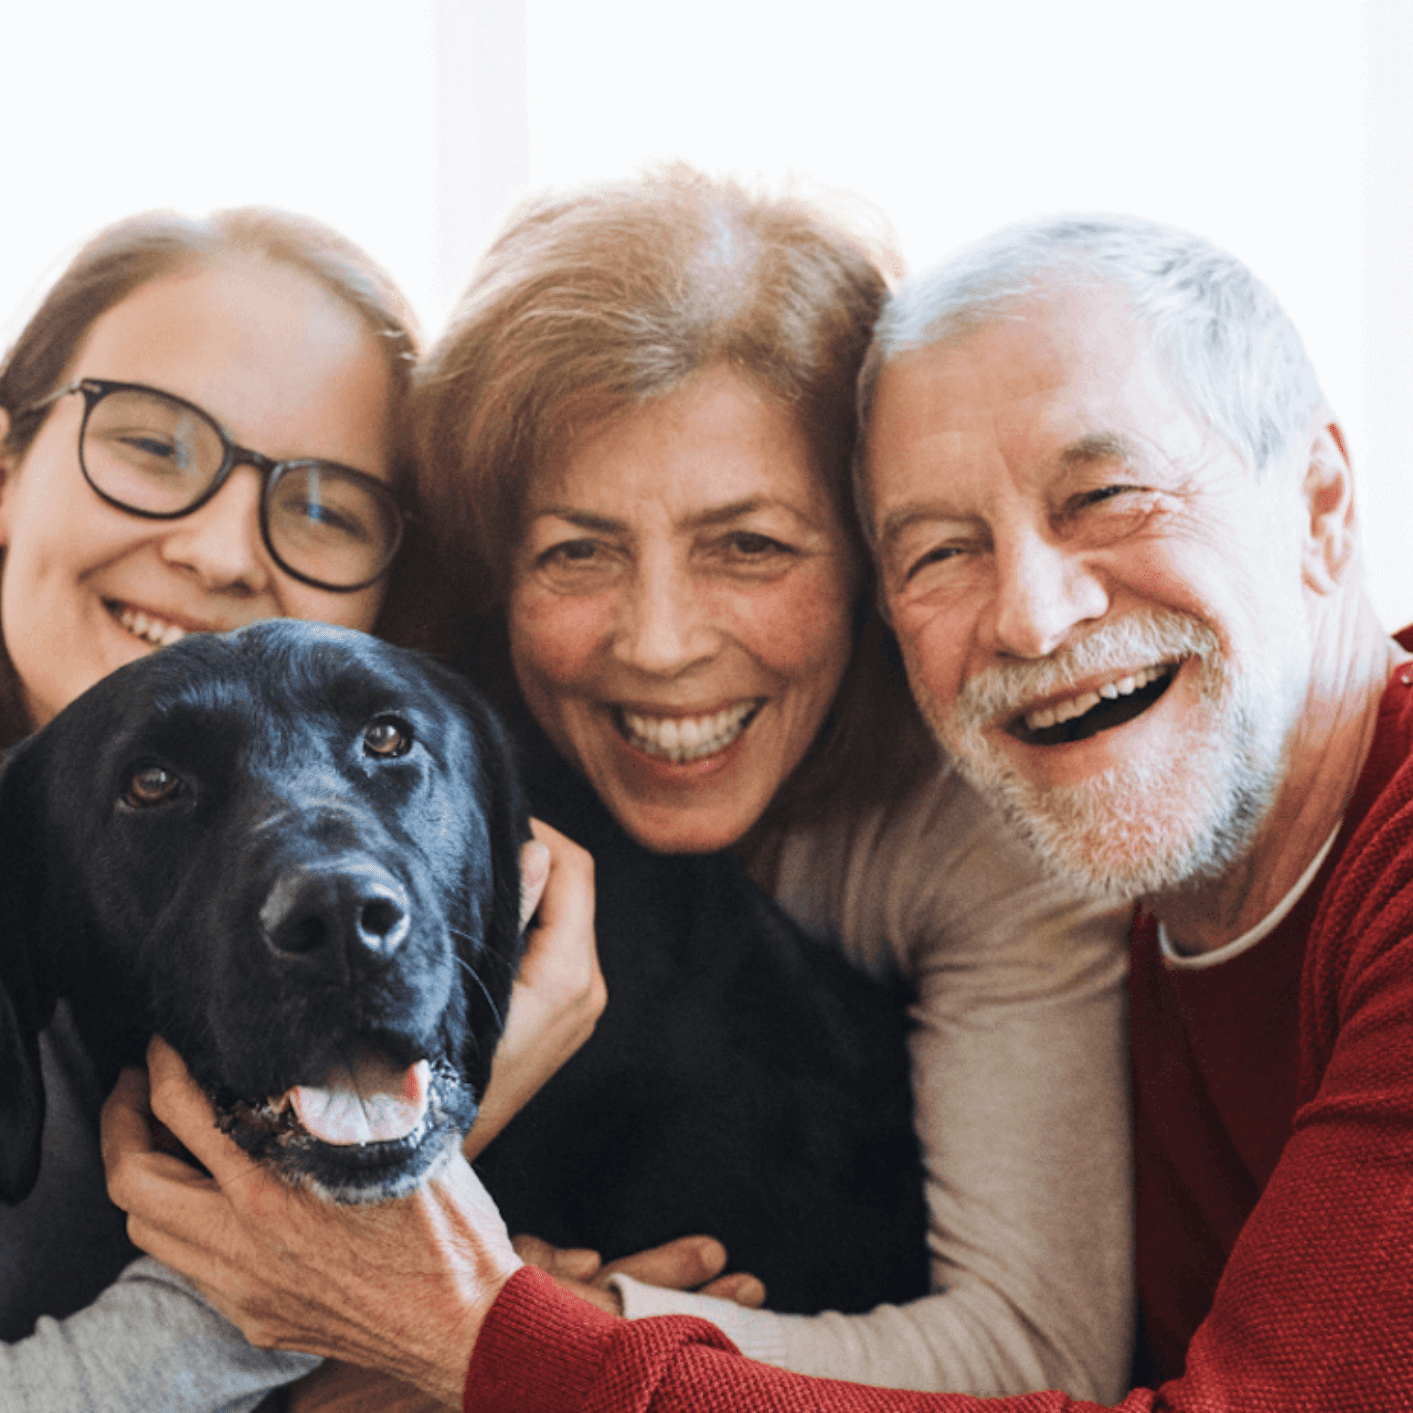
[99,1065,154,1170]
[511,1234,603,1280]
[143,1035,264,1190]
[520,821,596,971]
[102,1064,223,1212]
[699,1272,768,1307]
[518,837,551,933]
[598,1235,728,1290]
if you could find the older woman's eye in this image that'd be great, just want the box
[122,765,182,808]
[545,540,601,563]
[727,532,789,556]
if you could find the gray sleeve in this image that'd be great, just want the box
[615,772,1135,1401]
[0,1258,319,1413]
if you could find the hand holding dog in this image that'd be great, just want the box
[104,1037,516,1408]
[102,823,604,1407]
[463,820,605,1158]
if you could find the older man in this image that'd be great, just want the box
[105,219,1413,1411]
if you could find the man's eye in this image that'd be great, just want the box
[364,718,413,758]
[904,545,961,583]
[122,765,182,807]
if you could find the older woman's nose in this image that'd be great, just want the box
[612,558,715,675]
[990,530,1109,659]
[157,467,274,594]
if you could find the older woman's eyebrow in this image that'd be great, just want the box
[535,507,624,533]
[683,498,772,530]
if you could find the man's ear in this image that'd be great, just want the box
[1300,415,1358,595]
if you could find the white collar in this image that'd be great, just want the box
[1157,820,1343,971]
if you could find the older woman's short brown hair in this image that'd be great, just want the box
[412,166,935,827]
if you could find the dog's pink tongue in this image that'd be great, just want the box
[290,1056,431,1146]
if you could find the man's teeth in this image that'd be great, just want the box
[116,605,187,648]
[620,701,757,763]
[1024,664,1169,732]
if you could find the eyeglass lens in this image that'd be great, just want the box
[81,385,397,589]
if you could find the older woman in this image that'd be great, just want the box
[110,170,1135,1406]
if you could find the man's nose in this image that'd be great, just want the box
[989,530,1109,659]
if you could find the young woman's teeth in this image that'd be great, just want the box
[620,702,758,763]
[1024,664,1169,732]
[115,605,187,648]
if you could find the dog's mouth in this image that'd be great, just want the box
[285,1051,432,1147]
[213,1045,475,1201]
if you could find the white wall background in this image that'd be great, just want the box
[2,0,1407,625]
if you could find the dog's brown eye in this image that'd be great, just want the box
[364,718,412,758]
[123,765,181,807]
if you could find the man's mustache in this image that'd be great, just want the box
[950,612,1222,730]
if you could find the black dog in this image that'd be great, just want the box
[0,620,527,1208]
[478,730,930,1315]
[0,621,926,1318]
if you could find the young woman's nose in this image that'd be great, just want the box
[989,529,1110,659]
[156,466,274,594]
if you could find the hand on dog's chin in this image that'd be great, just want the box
[106,1036,524,1408]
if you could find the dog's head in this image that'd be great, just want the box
[0,620,527,1206]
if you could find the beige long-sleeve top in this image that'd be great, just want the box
[610,767,1134,1402]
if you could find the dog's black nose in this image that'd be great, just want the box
[260,866,412,966]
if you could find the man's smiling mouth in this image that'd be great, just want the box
[1008,663,1179,746]
[615,700,764,763]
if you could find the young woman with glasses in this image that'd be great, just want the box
[0,209,599,1413]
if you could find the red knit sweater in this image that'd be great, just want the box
[466,641,1413,1412]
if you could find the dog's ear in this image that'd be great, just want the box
[0,734,57,1204]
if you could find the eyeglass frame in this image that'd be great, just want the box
[21,377,407,593]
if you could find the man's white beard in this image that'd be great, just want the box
[921,612,1295,903]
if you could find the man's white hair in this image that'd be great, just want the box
[855,214,1325,538]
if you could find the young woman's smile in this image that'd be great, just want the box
[508,367,860,854]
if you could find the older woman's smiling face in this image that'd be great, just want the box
[508,366,861,854]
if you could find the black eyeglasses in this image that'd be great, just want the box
[25,378,405,592]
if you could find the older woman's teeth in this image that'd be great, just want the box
[621,702,757,763]
[115,605,187,648]
[1024,664,1168,732]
